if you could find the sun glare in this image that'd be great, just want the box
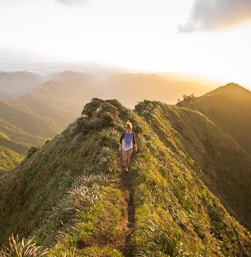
[0,0,251,88]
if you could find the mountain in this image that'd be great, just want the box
[0,97,251,256]
[0,70,214,171]
[0,99,62,171]
[103,73,214,107]
[0,71,43,98]
[0,99,61,138]
[18,71,102,126]
[177,83,251,155]
[0,71,102,171]
[135,99,251,231]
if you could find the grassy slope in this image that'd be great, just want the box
[0,99,251,256]
[0,119,46,172]
[0,118,45,146]
[0,94,67,171]
[177,83,251,155]
[0,99,60,138]
[135,100,251,231]
[0,72,101,172]
[0,131,29,155]
[0,145,23,172]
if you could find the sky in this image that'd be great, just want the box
[1,0,251,87]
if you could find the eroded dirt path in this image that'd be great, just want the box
[116,153,136,257]
[75,153,136,256]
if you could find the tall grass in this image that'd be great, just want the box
[0,234,48,257]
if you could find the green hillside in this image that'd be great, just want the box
[0,131,29,155]
[0,132,28,172]
[177,83,251,155]
[0,98,251,256]
[135,100,251,231]
[0,71,103,171]
[0,99,62,171]
[0,99,60,138]
[0,116,48,171]
[0,145,23,172]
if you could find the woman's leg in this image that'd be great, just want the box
[125,150,133,170]
[122,150,127,168]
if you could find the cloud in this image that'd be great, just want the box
[54,0,88,6]
[178,0,251,33]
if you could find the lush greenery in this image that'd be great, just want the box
[1,91,251,256]
[0,98,64,171]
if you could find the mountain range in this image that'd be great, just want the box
[0,83,251,256]
[0,70,214,171]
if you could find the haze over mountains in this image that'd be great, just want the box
[0,71,43,99]
[0,69,215,171]
[0,80,251,255]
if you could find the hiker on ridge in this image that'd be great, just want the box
[119,121,138,172]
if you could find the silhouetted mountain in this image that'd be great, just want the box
[0,97,251,256]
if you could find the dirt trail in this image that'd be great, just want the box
[75,152,136,255]
[117,153,136,257]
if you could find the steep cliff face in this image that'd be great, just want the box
[0,97,251,256]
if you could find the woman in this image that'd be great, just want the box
[119,121,138,172]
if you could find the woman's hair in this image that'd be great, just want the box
[126,120,133,129]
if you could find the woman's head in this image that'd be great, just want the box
[125,121,133,133]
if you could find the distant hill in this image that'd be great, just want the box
[0,145,23,172]
[0,71,43,98]
[0,71,102,170]
[0,97,251,256]
[177,83,251,155]
[18,71,102,126]
[0,99,62,171]
[0,99,61,138]
[103,73,214,107]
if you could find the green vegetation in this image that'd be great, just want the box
[1,91,251,256]
[0,99,64,171]
[0,234,48,257]
[176,83,251,230]
[0,146,23,172]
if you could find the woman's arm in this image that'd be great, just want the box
[133,133,138,152]
[119,133,125,151]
